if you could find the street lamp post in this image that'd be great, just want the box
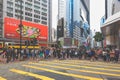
[19,0,23,57]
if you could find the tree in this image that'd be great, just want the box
[94,32,104,42]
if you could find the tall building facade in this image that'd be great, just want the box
[58,0,66,20]
[101,0,120,48]
[66,0,90,45]
[48,0,52,42]
[0,0,49,46]
[57,0,66,39]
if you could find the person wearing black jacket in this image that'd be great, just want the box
[11,47,15,61]
[57,48,61,59]
[6,47,12,63]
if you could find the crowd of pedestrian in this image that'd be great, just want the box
[0,46,120,63]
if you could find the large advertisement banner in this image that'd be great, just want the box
[4,17,48,40]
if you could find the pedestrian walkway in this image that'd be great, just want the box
[28,62,120,77]
[10,69,55,80]
[0,60,120,80]
[0,77,6,80]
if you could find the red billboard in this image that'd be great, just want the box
[4,17,48,41]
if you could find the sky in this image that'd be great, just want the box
[90,0,105,32]
[52,0,105,32]
[52,0,58,30]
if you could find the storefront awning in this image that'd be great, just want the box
[102,11,120,27]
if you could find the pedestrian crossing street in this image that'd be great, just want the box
[0,60,120,80]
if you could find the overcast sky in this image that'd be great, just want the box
[90,0,105,32]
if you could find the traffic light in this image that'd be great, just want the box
[57,26,64,39]
[25,40,30,46]
[33,38,37,44]
[30,38,38,45]
[31,40,33,45]
[57,18,64,40]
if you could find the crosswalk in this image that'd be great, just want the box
[10,69,55,80]
[0,77,6,80]
[0,60,120,80]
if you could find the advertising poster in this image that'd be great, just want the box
[4,17,48,41]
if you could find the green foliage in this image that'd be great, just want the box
[57,41,62,48]
[94,32,104,42]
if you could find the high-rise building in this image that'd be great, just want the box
[57,0,66,39]
[0,0,49,46]
[48,0,52,42]
[58,0,66,20]
[49,0,58,43]
[66,0,90,45]
[101,0,120,48]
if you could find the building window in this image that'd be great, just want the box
[41,12,47,16]
[15,0,24,5]
[41,3,47,7]
[42,0,47,3]
[15,14,23,19]
[34,5,40,10]
[7,12,13,17]
[34,14,40,19]
[0,34,2,38]
[7,0,13,1]
[25,2,32,8]
[42,7,47,12]
[25,17,32,21]
[15,3,23,8]
[15,9,23,14]
[27,0,32,2]
[15,14,20,19]
[7,1,13,7]
[34,19,40,23]
[34,0,40,5]
[34,10,40,14]
[7,7,13,13]
[25,7,32,11]
[0,24,3,28]
[0,13,2,19]
[0,4,2,8]
[41,16,47,20]
[41,21,47,25]
[25,12,32,17]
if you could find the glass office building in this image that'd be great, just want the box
[66,0,90,45]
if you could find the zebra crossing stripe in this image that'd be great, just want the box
[40,61,120,72]
[0,77,6,80]
[64,62,120,69]
[53,60,120,69]
[10,69,55,80]
[59,60,120,67]
[22,65,103,80]
[29,62,120,77]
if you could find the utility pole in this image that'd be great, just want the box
[19,0,23,57]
